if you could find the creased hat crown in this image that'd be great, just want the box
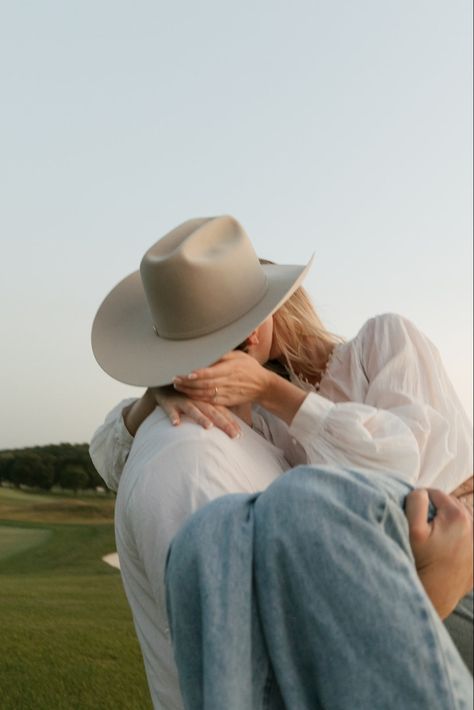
[140,215,268,340]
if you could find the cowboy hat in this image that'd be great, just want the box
[91,215,314,386]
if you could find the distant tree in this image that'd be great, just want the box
[9,453,55,490]
[34,456,56,490]
[0,453,15,483]
[43,444,80,487]
[0,443,111,492]
[59,465,89,493]
[8,456,31,488]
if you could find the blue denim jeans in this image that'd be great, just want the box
[166,466,473,709]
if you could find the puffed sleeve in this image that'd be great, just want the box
[289,314,472,490]
[89,398,137,491]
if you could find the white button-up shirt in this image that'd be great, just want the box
[102,406,289,710]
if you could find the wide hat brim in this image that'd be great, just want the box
[91,257,314,386]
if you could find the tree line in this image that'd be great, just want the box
[0,443,108,492]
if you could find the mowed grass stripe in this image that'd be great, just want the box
[0,526,51,561]
[0,485,116,525]
[0,488,153,709]
[0,487,58,503]
[0,520,118,576]
[0,574,153,710]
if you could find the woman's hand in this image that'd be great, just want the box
[151,386,241,439]
[172,351,273,407]
[122,387,241,438]
[451,475,473,513]
[406,488,473,619]
[173,351,308,426]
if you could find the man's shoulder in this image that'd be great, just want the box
[120,411,286,510]
[123,409,244,490]
[116,417,209,517]
[133,408,234,460]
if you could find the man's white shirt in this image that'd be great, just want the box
[111,406,290,710]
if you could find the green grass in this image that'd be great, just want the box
[0,485,116,525]
[0,487,59,503]
[0,487,153,710]
[0,525,51,561]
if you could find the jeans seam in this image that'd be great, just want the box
[414,598,460,709]
[261,668,275,710]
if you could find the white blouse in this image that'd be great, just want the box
[90,313,472,493]
[287,313,472,491]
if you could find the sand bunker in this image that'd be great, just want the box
[102,552,120,569]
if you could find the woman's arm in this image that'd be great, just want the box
[174,315,472,490]
[357,314,472,491]
[173,350,422,484]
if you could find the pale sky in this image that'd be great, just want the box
[1,1,472,449]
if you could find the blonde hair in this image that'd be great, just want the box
[260,259,343,382]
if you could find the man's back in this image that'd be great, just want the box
[115,408,288,709]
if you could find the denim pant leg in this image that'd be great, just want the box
[445,591,474,675]
[165,493,283,710]
[253,465,473,710]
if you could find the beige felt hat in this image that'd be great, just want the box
[91,215,314,386]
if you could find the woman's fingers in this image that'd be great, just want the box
[174,365,228,383]
[151,387,213,427]
[451,476,474,516]
[160,401,181,426]
[173,383,221,400]
[179,401,240,437]
[173,352,244,384]
[173,350,264,408]
[196,403,241,438]
[173,374,234,400]
[451,475,473,498]
[460,494,474,517]
[150,387,182,425]
[149,385,240,435]
[181,402,214,430]
[173,376,227,391]
[428,487,473,526]
[405,489,432,546]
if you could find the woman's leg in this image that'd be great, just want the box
[165,492,284,710]
[253,466,472,709]
[445,591,474,674]
[166,465,473,709]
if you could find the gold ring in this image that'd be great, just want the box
[213,386,218,399]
